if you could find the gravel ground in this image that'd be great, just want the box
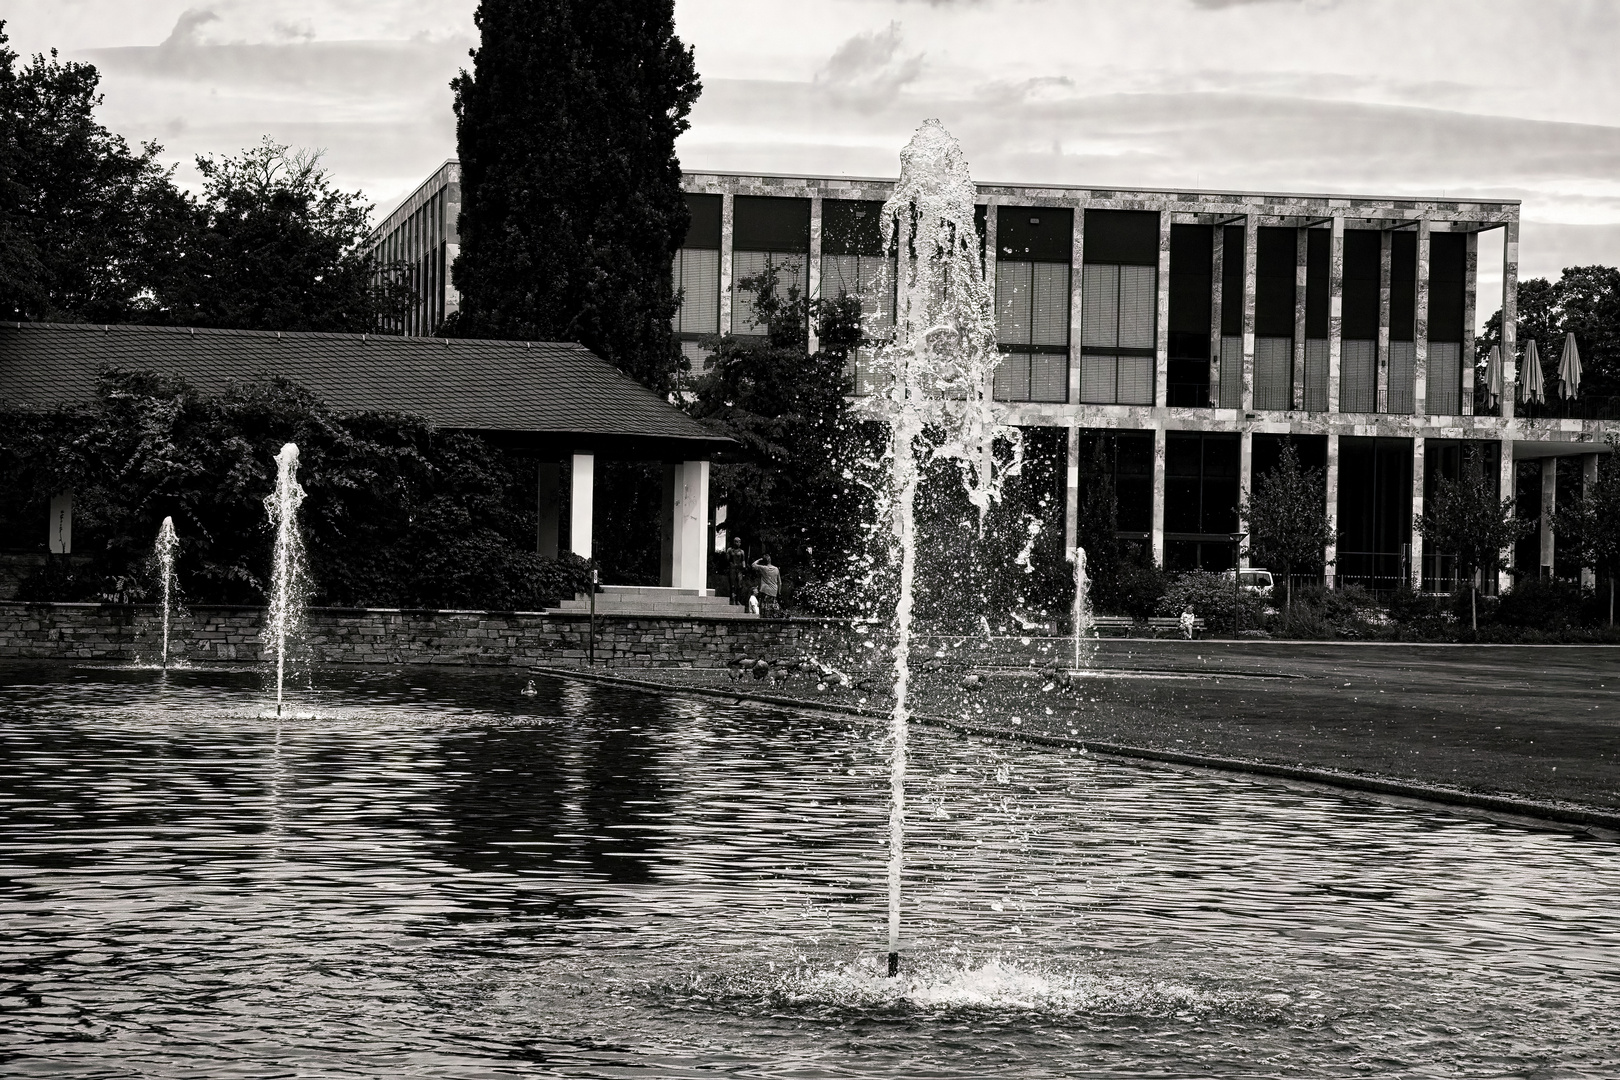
[566,639,1620,813]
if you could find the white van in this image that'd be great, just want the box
[1224,568,1274,596]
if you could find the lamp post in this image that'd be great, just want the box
[1229,532,1247,641]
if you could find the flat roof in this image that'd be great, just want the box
[680,169,1522,211]
[0,322,729,459]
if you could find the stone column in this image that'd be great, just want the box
[1498,439,1515,593]
[1324,433,1340,588]
[1377,230,1392,413]
[1583,454,1600,588]
[1292,226,1307,410]
[1155,212,1172,408]
[1068,203,1084,404]
[536,462,561,560]
[1064,420,1080,558]
[569,453,595,560]
[1238,429,1252,568]
[1462,231,1478,416]
[1209,224,1223,407]
[670,459,711,592]
[719,191,735,334]
[1410,435,1425,589]
[1151,425,1166,567]
[1501,219,1519,420]
[1414,220,1431,416]
[1540,456,1556,575]
[1241,215,1258,411]
[807,194,823,354]
[983,196,1000,401]
[1328,216,1345,414]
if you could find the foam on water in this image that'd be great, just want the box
[669,955,1291,1022]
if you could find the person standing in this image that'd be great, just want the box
[751,554,781,616]
[725,536,747,605]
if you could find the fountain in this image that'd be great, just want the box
[862,120,1024,975]
[154,516,179,670]
[1070,546,1093,673]
[262,443,308,717]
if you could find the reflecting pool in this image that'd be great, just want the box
[1,663,1616,1077]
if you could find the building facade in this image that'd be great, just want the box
[373,161,1616,592]
[676,171,1617,593]
[366,161,461,336]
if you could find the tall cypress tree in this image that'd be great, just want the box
[450,0,699,391]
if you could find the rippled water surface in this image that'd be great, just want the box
[1,663,1617,1078]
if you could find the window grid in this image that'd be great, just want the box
[673,248,720,334]
[1304,339,1329,412]
[1218,336,1243,408]
[1254,337,1293,411]
[821,254,896,334]
[1387,342,1415,414]
[996,261,1070,403]
[731,251,808,336]
[1341,340,1377,413]
[1427,341,1462,415]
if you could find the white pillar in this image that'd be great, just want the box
[1498,439,1515,593]
[669,460,711,591]
[1410,435,1425,589]
[536,462,560,560]
[1324,433,1339,588]
[569,453,594,560]
[1238,429,1252,568]
[1151,425,1166,567]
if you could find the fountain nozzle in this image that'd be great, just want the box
[887,951,900,977]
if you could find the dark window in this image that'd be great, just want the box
[1084,209,1159,266]
[1342,230,1381,341]
[1337,436,1413,590]
[1253,433,1328,479]
[1254,227,1297,338]
[1168,224,1213,408]
[1554,457,1585,580]
[1221,224,1245,336]
[1514,459,1542,578]
[1165,432,1239,536]
[998,206,1072,262]
[1305,229,1330,339]
[1429,232,1467,342]
[684,194,721,249]
[733,196,810,252]
[1390,230,1416,342]
[822,199,889,257]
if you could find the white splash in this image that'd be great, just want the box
[859,120,1023,972]
[155,516,179,670]
[1071,546,1093,672]
[262,443,308,718]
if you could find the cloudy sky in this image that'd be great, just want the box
[9,0,1620,313]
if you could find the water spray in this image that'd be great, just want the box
[263,443,307,718]
[155,516,178,670]
[862,120,1022,975]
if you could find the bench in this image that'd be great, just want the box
[1090,615,1207,639]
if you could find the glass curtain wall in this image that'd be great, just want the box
[673,194,722,366]
[994,206,1072,402]
[1426,233,1467,415]
[1341,231,1381,413]
[1080,210,1158,405]
[1217,224,1244,408]
[1254,226,1298,410]
[732,196,810,337]
[1167,225,1212,407]
[821,199,896,395]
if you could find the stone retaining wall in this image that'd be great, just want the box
[0,601,848,668]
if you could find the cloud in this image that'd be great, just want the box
[160,8,219,49]
[814,23,924,107]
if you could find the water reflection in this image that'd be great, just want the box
[0,663,1616,1079]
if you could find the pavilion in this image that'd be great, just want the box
[0,322,733,603]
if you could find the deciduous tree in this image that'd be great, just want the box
[1553,439,1620,625]
[1240,443,1333,612]
[1419,447,1534,632]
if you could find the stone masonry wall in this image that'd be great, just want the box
[0,602,849,668]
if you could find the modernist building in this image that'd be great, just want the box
[367,161,462,336]
[372,162,1617,592]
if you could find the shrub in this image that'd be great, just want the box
[1493,578,1590,632]
[1157,570,1266,636]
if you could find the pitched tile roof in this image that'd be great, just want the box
[0,322,727,454]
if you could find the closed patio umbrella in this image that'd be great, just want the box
[1519,338,1545,405]
[1558,331,1583,400]
[1485,345,1503,410]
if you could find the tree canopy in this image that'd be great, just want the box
[450,0,701,391]
[1419,447,1533,631]
[1479,267,1620,401]
[1241,442,1333,610]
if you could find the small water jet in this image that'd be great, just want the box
[154,516,179,670]
[862,120,1023,975]
[262,443,308,717]
[1070,546,1093,673]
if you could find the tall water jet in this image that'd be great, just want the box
[155,517,179,670]
[862,121,1022,975]
[262,443,308,717]
[1071,547,1093,673]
